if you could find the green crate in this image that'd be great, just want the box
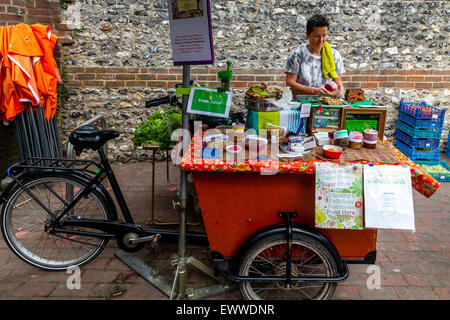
[415,160,450,182]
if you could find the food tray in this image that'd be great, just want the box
[398,111,444,129]
[396,140,440,161]
[245,96,281,112]
[415,160,450,182]
[396,120,442,139]
[398,101,446,120]
[395,129,440,149]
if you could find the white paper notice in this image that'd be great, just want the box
[364,165,415,231]
[300,103,311,118]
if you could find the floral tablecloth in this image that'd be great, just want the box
[180,130,440,198]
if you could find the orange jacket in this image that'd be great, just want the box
[0,24,60,122]
[30,24,61,120]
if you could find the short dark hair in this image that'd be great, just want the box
[306,14,330,34]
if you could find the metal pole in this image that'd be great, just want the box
[13,119,25,161]
[176,64,190,299]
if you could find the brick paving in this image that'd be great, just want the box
[0,156,448,300]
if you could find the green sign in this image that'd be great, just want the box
[345,119,378,133]
[187,87,232,118]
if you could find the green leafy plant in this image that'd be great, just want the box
[133,107,182,150]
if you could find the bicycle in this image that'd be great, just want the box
[0,93,350,300]
[0,94,207,271]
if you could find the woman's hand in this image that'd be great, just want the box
[312,87,332,95]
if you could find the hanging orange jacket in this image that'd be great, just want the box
[0,25,25,122]
[30,24,61,120]
[0,24,42,122]
[0,24,61,123]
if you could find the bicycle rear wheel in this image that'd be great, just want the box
[1,173,111,271]
[238,233,338,300]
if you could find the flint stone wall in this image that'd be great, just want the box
[60,0,450,162]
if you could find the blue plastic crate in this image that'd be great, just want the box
[395,129,440,149]
[396,120,442,139]
[396,140,440,161]
[415,160,450,182]
[398,111,444,129]
[447,131,450,158]
[399,100,446,120]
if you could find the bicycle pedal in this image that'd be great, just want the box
[151,234,161,249]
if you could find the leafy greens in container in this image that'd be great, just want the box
[133,107,182,150]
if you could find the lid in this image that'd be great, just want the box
[333,130,348,139]
[363,139,377,144]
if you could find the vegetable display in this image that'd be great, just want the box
[133,107,182,150]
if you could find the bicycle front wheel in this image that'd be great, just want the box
[238,233,339,300]
[1,173,111,271]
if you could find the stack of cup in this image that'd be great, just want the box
[363,129,378,149]
[348,131,363,150]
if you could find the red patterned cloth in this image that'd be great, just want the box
[180,130,440,198]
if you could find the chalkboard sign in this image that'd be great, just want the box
[340,107,387,140]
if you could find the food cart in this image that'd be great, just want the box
[178,88,440,300]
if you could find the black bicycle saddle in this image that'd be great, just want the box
[69,125,119,154]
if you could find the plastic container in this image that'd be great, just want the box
[325,81,338,92]
[396,121,442,139]
[348,131,363,150]
[399,100,446,120]
[398,111,445,129]
[396,140,440,161]
[322,145,342,159]
[363,140,377,149]
[232,123,245,132]
[395,129,440,149]
[244,135,268,151]
[333,130,349,149]
[415,160,450,182]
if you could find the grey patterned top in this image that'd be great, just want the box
[285,43,345,88]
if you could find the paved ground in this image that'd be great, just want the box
[0,156,448,300]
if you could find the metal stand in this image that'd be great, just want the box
[115,65,237,299]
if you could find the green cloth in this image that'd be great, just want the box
[321,42,338,79]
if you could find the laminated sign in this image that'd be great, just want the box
[187,87,232,118]
[315,163,364,229]
[363,165,415,231]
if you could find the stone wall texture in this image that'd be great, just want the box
[3,0,450,163]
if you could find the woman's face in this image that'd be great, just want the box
[306,26,328,51]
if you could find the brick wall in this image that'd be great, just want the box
[64,66,450,92]
[0,0,26,26]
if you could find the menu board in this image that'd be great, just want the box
[168,0,214,65]
[364,165,415,230]
[315,163,364,230]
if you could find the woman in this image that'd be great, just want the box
[285,14,345,97]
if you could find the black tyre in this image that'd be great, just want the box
[238,232,339,300]
[1,173,112,271]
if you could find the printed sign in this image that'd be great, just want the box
[315,163,364,230]
[187,87,232,118]
[168,0,214,65]
[364,165,415,230]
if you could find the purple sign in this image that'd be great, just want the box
[168,0,215,66]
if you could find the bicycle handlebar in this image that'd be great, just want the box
[145,95,182,108]
[145,96,171,108]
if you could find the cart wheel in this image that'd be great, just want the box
[238,232,338,300]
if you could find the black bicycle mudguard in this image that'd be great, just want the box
[0,169,118,221]
[231,223,345,275]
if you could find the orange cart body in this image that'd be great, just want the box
[193,171,377,261]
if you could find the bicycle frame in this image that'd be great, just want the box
[3,150,208,246]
